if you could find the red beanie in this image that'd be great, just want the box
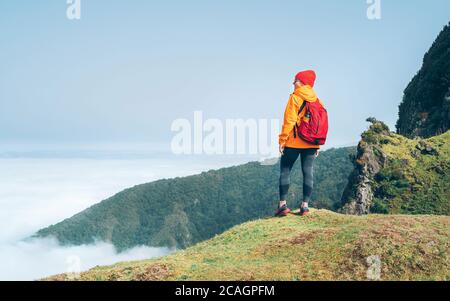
[295,70,316,88]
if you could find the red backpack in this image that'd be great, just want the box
[294,99,329,145]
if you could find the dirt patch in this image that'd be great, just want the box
[134,263,171,281]
[254,229,337,257]
[288,229,337,245]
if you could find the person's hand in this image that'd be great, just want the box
[279,144,285,156]
[315,149,320,158]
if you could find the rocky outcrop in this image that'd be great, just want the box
[340,117,449,216]
[340,118,389,215]
[415,140,439,156]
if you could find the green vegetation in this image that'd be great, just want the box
[44,210,450,281]
[341,117,449,215]
[371,128,449,215]
[396,22,450,138]
[35,147,355,251]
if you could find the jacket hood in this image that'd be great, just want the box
[293,85,317,102]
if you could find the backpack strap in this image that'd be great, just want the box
[293,100,308,139]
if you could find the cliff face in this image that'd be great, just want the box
[396,22,450,138]
[340,119,389,215]
[340,119,449,215]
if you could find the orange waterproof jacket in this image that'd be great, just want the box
[279,85,325,149]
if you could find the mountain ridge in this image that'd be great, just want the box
[35,147,355,251]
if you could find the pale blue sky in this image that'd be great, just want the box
[1,0,449,150]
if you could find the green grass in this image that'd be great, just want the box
[44,210,450,281]
[373,130,450,215]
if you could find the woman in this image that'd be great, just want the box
[275,70,325,217]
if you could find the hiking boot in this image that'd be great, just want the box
[275,204,291,217]
[300,206,310,216]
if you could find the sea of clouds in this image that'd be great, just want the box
[0,149,254,280]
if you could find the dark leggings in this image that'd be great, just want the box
[279,147,317,203]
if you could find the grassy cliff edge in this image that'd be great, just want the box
[341,121,449,215]
[44,210,449,281]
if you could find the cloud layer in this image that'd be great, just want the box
[0,237,172,281]
[0,153,249,280]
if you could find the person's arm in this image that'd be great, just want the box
[278,94,300,147]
